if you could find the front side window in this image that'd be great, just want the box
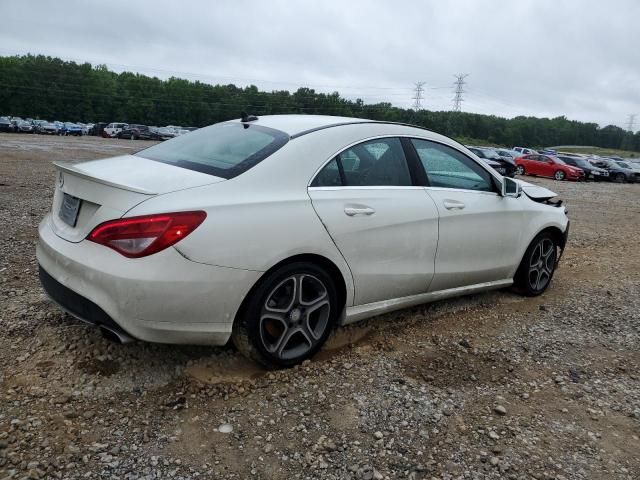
[311,137,412,187]
[137,122,289,179]
[411,139,493,192]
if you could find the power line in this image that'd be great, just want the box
[452,74,469,112]
[412,82,426,110]
[625,113,636,132]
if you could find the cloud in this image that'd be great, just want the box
[1,0,638,127]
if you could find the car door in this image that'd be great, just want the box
[409,139,525,291]
[537,155,555,177]
[529,155,546,175]
[308,137,439,306]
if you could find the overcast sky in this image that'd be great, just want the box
[1,0,639,128]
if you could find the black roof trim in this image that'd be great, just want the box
[289,120,437,140]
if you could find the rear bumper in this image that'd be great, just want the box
[37,214,261,345]
[39,266,133,340]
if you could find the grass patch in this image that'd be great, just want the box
[550,146,640,158]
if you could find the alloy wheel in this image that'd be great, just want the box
[554,171,565,181]
[516,165,525,175]
[259,273,331,361]
[528,238,556,291]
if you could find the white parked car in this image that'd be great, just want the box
[103,122,128,138]
[512,147,538,155]
[37,115,569,367]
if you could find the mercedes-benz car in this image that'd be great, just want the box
[37,115,570,367]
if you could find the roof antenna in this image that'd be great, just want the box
[241,111,258,123]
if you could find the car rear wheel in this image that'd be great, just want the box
[514,232,557,297]
[232,262,338,368]
[516,165,525,175]
[554,170,566,181]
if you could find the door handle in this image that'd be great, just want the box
[443,199,465,210]
[344,206,376,216]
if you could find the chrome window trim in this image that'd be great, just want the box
[423,186,499,197]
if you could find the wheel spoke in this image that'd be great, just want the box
[529,267,540,290]
[259,313,289,354]
[537,270,549,290]
[298,274,327,306]
[303,300,330,340]
[264,277,296,313]
[529,244,542,267]
[277,327,312,360]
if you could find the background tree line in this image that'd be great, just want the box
[1,54,639,151]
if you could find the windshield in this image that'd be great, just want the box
[551,157,566,165]
[137,122,289,179]
[481,149,501,159]
[574,159,591,168]
[616,161,631,168]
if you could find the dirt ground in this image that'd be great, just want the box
[0,133,639,480]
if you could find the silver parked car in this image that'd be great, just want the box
[38,115,570,367]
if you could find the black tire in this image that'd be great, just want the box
[516,165,525,175]
[232,262,338,368]
[615,172,626,183]
[554,170,566,181]
[513,232,558,297]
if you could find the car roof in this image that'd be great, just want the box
[228,114,385,137]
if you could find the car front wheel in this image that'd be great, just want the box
[232,262,338,368]
[516,165,525,175]
[554,170,566,181]
[514,232,558,297]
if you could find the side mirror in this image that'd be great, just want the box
[502,177,522,198]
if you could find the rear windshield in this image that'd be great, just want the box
[136,122,289,179]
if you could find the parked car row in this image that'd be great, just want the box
[466,146,517,178]
[468,145,639,184]
[0,116,93,135]
[0,116,197,141]
[100,122,195,140]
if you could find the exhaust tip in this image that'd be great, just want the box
[100,326,134,344]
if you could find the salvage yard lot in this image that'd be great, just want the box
[0,133,639,479]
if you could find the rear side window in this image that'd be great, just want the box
[137,123,289,179]
[411,139,493,192]
[311,137,412,187]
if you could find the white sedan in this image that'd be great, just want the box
[37,115,569,367]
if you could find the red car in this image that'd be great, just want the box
[515,154,585,181]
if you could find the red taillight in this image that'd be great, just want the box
[88,211,206,258]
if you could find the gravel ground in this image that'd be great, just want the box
[0,133,639,480]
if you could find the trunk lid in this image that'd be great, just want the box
[51,155,224,242]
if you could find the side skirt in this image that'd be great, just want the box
[343,279,513,325]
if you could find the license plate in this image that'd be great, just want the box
[59,193,81,227]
